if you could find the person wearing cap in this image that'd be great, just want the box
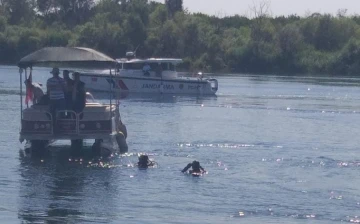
[47,67,66,124]
[182,160,206,174]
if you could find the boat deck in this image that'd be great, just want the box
[20,103,118,141]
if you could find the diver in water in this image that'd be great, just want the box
[182,160,206,174]
[137,155,155,169]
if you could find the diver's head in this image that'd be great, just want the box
[192,160,200,169]
[139,155,149,163]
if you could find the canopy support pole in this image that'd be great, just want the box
[24,69,29,108]
[20,68,23,120]
[110,68,112,108]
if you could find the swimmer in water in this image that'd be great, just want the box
[137,155,155,169]
[182,160,206,174]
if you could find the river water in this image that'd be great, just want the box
[1,66,360,223]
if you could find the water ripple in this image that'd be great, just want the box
[176,142,284,149]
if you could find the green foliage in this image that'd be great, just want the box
[76,14,127,57]
[2,0,35,25]
[1,0,360,74]
[331,38,360,74]
[251,18,276,42]
[0,33,9,62]
[165,0,182,18]
[35,0,94,27]
[149,4,168,27]
[0,16,6,32]
[122,13,147,50]
[278,24,303,55]
[44,29,72,47]
[296,45,334,73]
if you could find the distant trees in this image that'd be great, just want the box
[165,0,182,18]
[36,0,94,26]
[0,0,35,24]
[1,0,360,75]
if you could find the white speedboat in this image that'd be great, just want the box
[79,52,218,95]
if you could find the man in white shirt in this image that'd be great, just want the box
[47,67,66,124]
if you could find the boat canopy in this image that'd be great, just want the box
[18,47,116,69]
[116,58,183,65]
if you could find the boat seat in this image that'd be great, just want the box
[31,105,49,111]
[84,104,115,111]
[80,112,112,120]
[23,108,51,121]
[81,104,115,120]
[24,104,116,121]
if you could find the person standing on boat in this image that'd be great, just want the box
[47,67,66,124]
[72,72,86,116]
[182,161,206,174]
[63,70,74,112]
[143,63,151,76]
[156,63,163,77]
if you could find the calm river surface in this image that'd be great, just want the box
[1,66,360,223]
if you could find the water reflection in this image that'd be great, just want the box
[271,75,360,87]
[239,73,360,88]
[17,148,120,223]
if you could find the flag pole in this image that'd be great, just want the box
[25,69,28,108]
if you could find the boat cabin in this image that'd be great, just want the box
[116,53,182,79]
[77,51,218,95]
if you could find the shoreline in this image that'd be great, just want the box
[1,64,359,78]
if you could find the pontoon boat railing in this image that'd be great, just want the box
[21,109,115,136]
[21,111,54,135]
[56,110,114,135]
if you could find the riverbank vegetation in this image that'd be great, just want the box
[1,0,360,75]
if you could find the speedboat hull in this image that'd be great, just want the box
[80,73,218,95]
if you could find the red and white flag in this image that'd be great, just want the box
[25,71,33,106]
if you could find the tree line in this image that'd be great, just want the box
[1,0,360,75]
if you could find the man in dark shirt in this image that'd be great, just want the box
[63,70,74,111]
[72,72,86,114]
[182,161,206,173]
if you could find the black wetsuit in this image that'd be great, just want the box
[138,155,152,168]
[182,161,204,173]
[73,81,86,113]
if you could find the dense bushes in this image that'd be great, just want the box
[1,0,360,75]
